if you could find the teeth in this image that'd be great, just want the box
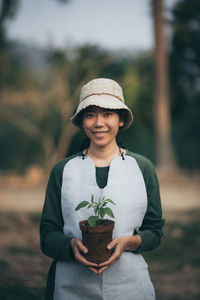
[93,132,107,135]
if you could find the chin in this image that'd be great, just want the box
[94,142,108,148]
[91,140,109,148]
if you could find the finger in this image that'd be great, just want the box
[98,258,112,267]
[73,245,98,267]
[99,239,119,267]
[75,240,88,254]
[76,252,98,267]
[81,258,99,268]
[88,267,99,275]
[107,238,118,250]
[99,250,121,267]
[97,265,109,275]
[71,238,88,255]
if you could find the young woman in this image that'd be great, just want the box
[40,78,164,300]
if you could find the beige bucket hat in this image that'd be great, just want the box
[71,78,133,130]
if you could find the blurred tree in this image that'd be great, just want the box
[0,45,123,171]
[170,0,200,169]
[0,43,159,171]
[0,0,70,87]
[0,0,20,48]
[68,44,112,96]
[0,0,20,91]
[0,53,76,170]
[152,0,176,168]
[123,53,156,161]
[0,0,77,171]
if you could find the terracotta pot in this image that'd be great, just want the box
[79,219,115,264]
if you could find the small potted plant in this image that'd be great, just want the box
[75,195,115,264]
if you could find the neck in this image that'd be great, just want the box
[87,141,120,166]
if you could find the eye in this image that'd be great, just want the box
[85,112,95,118]
[104,111,113,117]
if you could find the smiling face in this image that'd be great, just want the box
[82,106,124,148]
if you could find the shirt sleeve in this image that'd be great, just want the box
[40,159,75,262]
[130,153,165,253]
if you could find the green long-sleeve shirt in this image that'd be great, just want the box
[40,150,164,261]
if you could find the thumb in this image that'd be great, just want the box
[78,241,88,254]
[73,238,88,254]
[107,238,118,250]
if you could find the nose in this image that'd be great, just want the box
[94,113,104,127]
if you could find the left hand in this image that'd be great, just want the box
[97,235,142,275]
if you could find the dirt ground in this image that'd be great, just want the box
[0,168,199,299]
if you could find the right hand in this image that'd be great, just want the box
[70,238,99,275]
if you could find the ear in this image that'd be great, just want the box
[119,119,124,128]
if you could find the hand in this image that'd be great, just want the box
[70,238,99,274]
[97,235,142,275]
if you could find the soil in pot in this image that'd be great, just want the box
[79,219,115,264]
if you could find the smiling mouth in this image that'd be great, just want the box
[92,131,108,136]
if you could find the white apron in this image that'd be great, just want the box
[54,155,155,300]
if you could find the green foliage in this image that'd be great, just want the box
[0,0,20,49]
[75,195,115,227]
[1,1,200,171]
[170,0,200,168]
[0,41,157,171]
[0,119,41,171]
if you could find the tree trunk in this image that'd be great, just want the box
[49,122,79,170]
[152,0,176,169]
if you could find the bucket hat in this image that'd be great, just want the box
[71,78,133,130]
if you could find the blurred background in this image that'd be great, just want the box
[0,0,199,299]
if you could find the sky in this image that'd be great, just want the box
[7,0,179,51]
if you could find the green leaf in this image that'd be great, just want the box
[104,198,116,205]
[104,207,115,218]
[94,204,99,215]
[91,195,94,203]
[99,208,105,219]
[75,201,89,211]
[88,216,98,227]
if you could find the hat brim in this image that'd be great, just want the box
[71,94,133,130]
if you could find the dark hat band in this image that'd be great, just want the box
[80,92,124,103]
